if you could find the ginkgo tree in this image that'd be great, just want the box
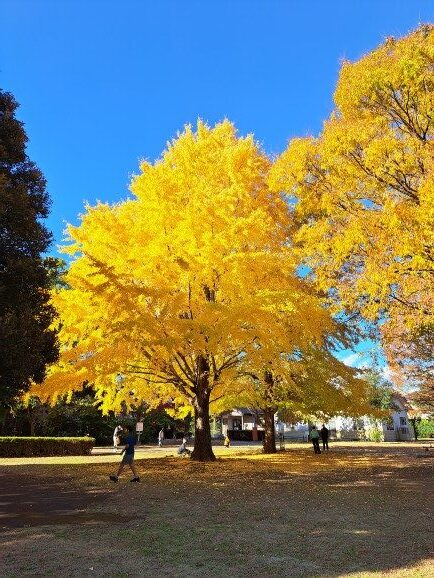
[215,336,373,454]
[270,26,434,399]
[31,120,369,461]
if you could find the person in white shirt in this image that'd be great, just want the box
[113,425,123,452]
[177,437,191,457]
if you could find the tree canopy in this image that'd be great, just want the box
[31,120,371,460]
[0,88,58,405]
[269,26,434,402]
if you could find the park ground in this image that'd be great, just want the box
[0,442,433,578]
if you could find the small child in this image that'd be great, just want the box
[109,425,140,482]
[224,435,230,448]
[177,436,191,457]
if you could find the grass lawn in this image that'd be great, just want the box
[0,444,433,577]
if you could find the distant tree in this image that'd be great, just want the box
[410,388,434,415]
[415,418,434,438]
[0,88,58,405]
[220,343,372,454]
[384,324,434,414]
[44,256,69,290]
[367,371,393,411]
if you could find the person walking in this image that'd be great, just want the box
[320,424,329,451]
[109,425,140,482]
[158,428,165,447]
[113,424,122,452]
[309,425,321,454]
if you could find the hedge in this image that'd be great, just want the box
[0,436,95,457]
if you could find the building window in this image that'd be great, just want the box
[400,417,407,426]
[400,427,409,435]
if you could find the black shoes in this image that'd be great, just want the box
[109,475,140,482]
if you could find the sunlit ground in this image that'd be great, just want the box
[1,443,432,577]
[0,439,429,466]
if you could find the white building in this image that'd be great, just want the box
[366,393,415,441]
[221,408,258,433]
[219,393,415,442]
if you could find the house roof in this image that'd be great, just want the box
[391,392,410,411]
[221,407,261,416]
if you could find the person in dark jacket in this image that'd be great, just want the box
[320,424,329,451]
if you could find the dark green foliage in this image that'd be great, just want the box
[1,391,187,445]
[2,394,121,444]
[0,88,58,404]
[44,256,69,289]
[141,406,185,441]
[43,396,121,443]
[0,436,94,457]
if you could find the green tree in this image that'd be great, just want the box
[0,88,58,405]
[367,371,393,411]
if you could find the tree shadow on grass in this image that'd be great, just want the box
[0,463,143,530]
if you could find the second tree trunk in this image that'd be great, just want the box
[263,407,277,453]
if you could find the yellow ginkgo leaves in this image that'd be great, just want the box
[31,120,371,460]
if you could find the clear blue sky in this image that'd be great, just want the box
[2,0,433,252]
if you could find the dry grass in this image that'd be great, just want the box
[0,444,433,577]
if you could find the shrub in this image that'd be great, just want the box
[0,436,95,457]
[368,427,383,442]
[416,419,434,439]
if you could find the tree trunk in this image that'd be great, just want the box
[191,356,216,461]
[263,407,277,453]
[28,408,36,436]
[262,370,277,453]
[410,418,418,441]
[0,406,8,435]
